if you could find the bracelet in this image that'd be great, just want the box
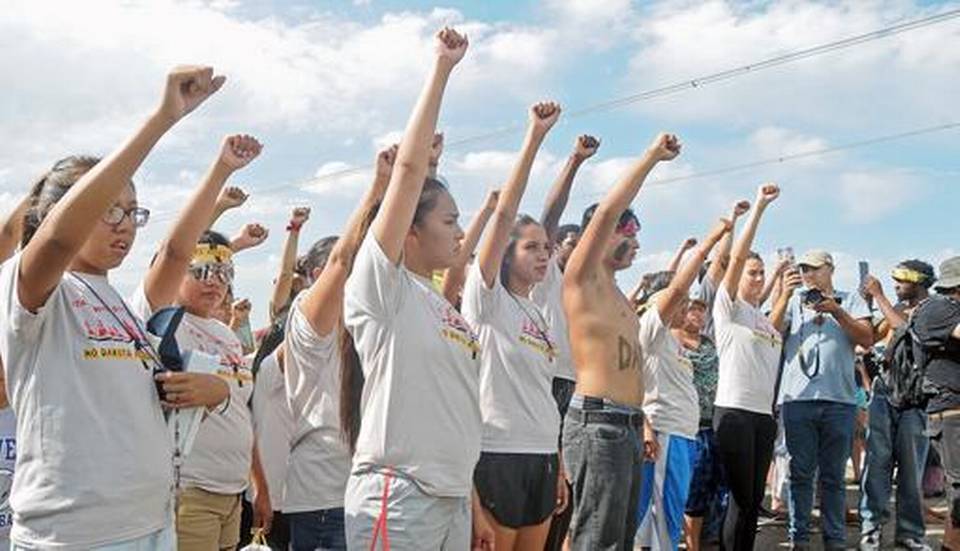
[286,221,302,232]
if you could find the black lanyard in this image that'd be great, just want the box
[70,273,163,372]
[797,303,823,379]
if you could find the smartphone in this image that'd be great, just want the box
[778,247,796,267]
[859,260,873,310]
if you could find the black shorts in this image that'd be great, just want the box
[474,452,559,528]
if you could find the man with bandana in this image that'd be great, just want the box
[859,260,937,551]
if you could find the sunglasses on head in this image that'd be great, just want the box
[188,263,234,285]
[103,206,150,228]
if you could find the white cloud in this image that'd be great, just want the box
[305,161,372,197]
[623,1,960,127]
[838,169,925,223]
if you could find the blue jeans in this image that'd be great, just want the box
[288,508,346,551]
[859,380,929,541]
[782,400,856,548]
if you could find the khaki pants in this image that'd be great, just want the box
[176,487,242,551]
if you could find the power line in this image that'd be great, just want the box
[295,7,960,188]
[150,7,960,222]
[572,121,960,200]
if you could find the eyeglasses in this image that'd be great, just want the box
[103,206,150,227]
[187,263,234,285]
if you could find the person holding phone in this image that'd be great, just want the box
[775,250,874,550]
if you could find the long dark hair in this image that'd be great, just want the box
[338,200,385,451]
[22,155,102,247]
[499,214,540,291]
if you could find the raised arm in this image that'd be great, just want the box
[657,218,731,322]
[300,146,396,336]
[0,193,32,263]
[565,133,680,285]
[371,28,468,263]
[860,276,906,333]
[723,184,779,300]
[268,207,309,321]
[666,237,697,273]
[208,185,248,229]
[760,258,789,306]
[143,134,262,310]
[442,188,498,304]
[476,102,560,287]
[230,222,269,254]
[427,132,444,180]
[706,200,751,285]
[20,65,224,311]
[540,135,599,242]
[771,268,802,332]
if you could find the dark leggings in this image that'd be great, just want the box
[714,406,777,551]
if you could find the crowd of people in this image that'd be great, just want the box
[0,26,957,551]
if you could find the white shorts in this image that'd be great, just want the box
[345,468,470,550]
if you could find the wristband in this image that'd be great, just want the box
[286,221,303,232]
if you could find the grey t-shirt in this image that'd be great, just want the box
[0,257,172,549]
[344,236,482,497]
[697,275,720,341]
[283,296,352,512]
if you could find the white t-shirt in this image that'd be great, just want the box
[713,286,783,415]
[0,407,18,547]
[344,236,482,497]
[246,351,293,510]
[462,263,561,454]
[132,290,254,496]
[0,257,173,549]
[639,308,699,439]
[530,258,575,381]
[283,296,352,512]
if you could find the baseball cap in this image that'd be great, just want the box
[798,250,834,269]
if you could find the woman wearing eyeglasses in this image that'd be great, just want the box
[0,66,230,550]
[130,135,274,551]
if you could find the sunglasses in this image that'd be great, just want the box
[616,217,640,238]
[103,206,150,227]
[188,263,235,285]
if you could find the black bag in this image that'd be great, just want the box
[883,306,939,409]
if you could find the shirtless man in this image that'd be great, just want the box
[561,132,681,549]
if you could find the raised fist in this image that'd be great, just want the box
[217,186,248,211]
[733,200,751,218]
[530,101,561,134]
[647,133,681,162]
[219,134,263,171]
[757,183,780,206]
[159,65,226,123]
[232,223,269,252]
[484,189,501,211]
[375,143,399,180]
[573,135,600,161]
[429,133,444,166]
[290,207,311,226]
[681,237,698,250]
[435,27,468,67]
